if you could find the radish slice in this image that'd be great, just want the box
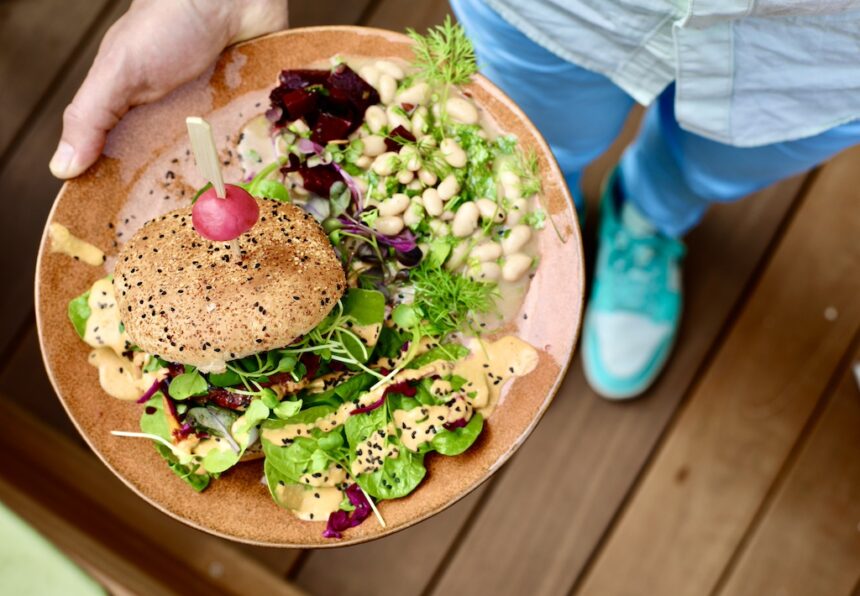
[192,184,260,241]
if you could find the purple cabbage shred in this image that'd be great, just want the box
[323,483,373,539]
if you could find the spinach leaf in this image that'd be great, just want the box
[408,344,470,369]
[334,373,375,401]
[375,326,407,359]
[341,288,385,326]
[357,440,426,500]
[168,368,208,400]
[328,181,351,217]
[234,399,269,435]
[140,395,210,492]
[67,290,91,339]
[207,369,242,388]
[431,413,483,456]
[345,406,426,500]
[261,405,336,434]
[263,436,317,482]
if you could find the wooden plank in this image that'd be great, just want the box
[717,342,860,596]
[428,177,805,595]
[0,396,305,596]
[578,147,860,595]
[293,488,485,595]
[0,0,130,357]
[0,0,110,159]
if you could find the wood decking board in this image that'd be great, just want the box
[578,146,860,596]
[0,0,110,159]
[717,341,860,596]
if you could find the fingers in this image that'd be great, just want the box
[50,34,132,179]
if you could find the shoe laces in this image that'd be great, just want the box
[605,226,685,313]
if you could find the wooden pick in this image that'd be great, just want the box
[185,116,242,260]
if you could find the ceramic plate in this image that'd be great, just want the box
[36,26,584,547]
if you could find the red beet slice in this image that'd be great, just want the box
[384,125,417,151]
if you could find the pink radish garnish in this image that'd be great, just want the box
[192,184,259,242]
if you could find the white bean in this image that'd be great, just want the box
[396,169,414,184]
[406,179,423,191]
[375,60,405,80]
[437,174,460,201]
[399,145,422,171]
[288,119,310,134]
[371,152,399,176]
[359,65,381,89]
[476,198,505,223]
[403,200,424,228]
[355,155,372,169]
[446,97,480,125]
[422,188,443,216]
[411,109,429,138]
[500,170,522,199]
[379,74,397,104]
[362,135,387,157]
[440,209,455,221]
[440,138,467,168]
[418,168,437,186]
[471,262,502,282]
[446,242,470,271]
[379,193,410,216]
[429,219,450,237]
[386,105,412,131]
[396,82,430,106]
[452,202,480,238]
[374,215,404,236]
[501,224,532,255]
[506,198,529,226]
[365,106,387,133]
[502,254,533,282]
[471,241,503,262]
[417,135,437,150]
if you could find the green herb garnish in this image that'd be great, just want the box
[407,16,478,87]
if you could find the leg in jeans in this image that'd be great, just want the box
[450,0,634,208]
[621,84,860,237]
[585,83,860,399]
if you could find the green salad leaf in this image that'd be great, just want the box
[431,413,483,456]
[408,344,470,369]
[341,288,385,326]
[168,368,208,400]
[68,290,91,339]
[140,395,210,492]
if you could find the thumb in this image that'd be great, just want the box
[50,54,131,179]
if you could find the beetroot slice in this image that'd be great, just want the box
[298,164,341,198]
[312,112,354,144]
[384,125,417,152]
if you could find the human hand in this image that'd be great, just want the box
[49,0,288,179]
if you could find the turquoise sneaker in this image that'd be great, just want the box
[581,169,685,400]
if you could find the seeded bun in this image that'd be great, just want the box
[114,199,345,372]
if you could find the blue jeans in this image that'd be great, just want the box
[451,0,860,236]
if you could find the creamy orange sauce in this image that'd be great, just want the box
[49,222,105,266]
[260,363,443,445]
[453,336,539,417]
[82,278,167,401]
[275,483,344,522]
[351,423,399,476]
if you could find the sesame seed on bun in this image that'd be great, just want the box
[113,199,345,372]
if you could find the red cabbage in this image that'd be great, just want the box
[443,418,469,431]
[323,483,373,538]
[136,378,161,404]
[338,216,418,252]
[350,380,417,415]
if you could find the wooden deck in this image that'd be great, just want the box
[1,1,858,594]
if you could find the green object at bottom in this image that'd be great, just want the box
[0,500,105,596]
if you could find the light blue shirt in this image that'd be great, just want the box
[486,0,860,146]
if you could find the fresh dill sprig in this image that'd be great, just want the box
[409,262,499,337]
[407,16,478,87]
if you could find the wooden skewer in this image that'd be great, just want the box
[185,116,243,261]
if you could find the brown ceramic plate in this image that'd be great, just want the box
[36,27,584,547]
